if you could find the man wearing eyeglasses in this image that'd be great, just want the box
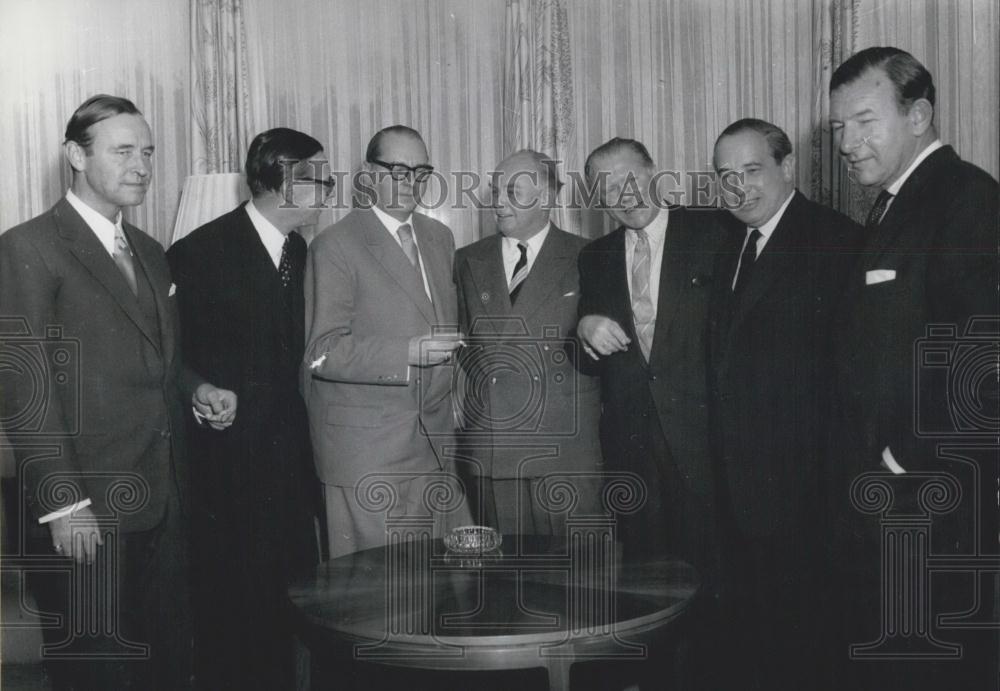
[304,125,467,559]
[167,128,329,689]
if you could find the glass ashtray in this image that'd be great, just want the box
[443,525,502,554]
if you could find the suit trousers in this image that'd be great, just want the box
[29,488,192,691]
[465,475,604,539]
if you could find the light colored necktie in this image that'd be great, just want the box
[397,223,427,295]
[508,242,529,304]
[113,223,138,295]
[631,228,655,361]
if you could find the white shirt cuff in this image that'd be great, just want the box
[38,498,93,524]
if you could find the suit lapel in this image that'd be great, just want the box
[412,215,454,326]
[510,225,576,321]
[863,146,955,271]
[649,210,684,366]
[55,200,160,352]
[605,228,637,342]
[467,235,512,332]
[359,209,436,325]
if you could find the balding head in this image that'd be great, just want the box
[490,149,560,241]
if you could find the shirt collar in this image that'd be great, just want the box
[752,189,796,240]
[372,205,416,241]
[627,207,669,246]
[65,189,122,256]
[244,199,288,268]
[887,139,943,196]
[502,222,550,256]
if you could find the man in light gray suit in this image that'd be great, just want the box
[304,125,466,558]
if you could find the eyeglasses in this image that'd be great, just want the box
[368,159,434,183]
[294,175,337,190]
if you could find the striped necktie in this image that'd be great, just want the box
[508,242,529,304]
[631,229,655,361]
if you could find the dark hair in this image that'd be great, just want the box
[584,137,654,180]
[715,118,793,164]
[365,125,425,163]
[64,94,141,150]
[245,127,324,196]
[830,46,936,111]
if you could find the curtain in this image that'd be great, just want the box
[503,0,579,234]
[251,0,504,247]
[0,0,191,247]
[189,0,267,175]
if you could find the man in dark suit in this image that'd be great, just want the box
[167,128,327,690]
[0,94,235,690]
[707,118,861,690]
[304,126,467,559]
[577,138,724,570]
[828,47,998,688]
[454,150,603,537]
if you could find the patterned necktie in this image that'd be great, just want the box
[866,190,894,228]
[278,234,294,288]
[508,242,529,304]
[397,223,427,295]
[113,223,138,295]
[732,228,762,295]
[631,228,655,361]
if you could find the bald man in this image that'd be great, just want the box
[454,150,603,537]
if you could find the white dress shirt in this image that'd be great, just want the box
[625,208,669,314]
[372,205,432,301]
[501,223,550,285]
[244,199,287,269]
[65,189,121,257]
[730,189,796,290]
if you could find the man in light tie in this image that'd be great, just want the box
[303,125,467,559]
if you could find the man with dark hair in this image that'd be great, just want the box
[0,94,235,690]
[708,118,861,690]
[304,125,467,558]
[828,47,998,689]
[454,149,603,537]
[167,127,330,689]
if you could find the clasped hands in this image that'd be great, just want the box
[193,382,238,430]
[578,315,631,360]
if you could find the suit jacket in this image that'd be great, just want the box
[0,197,195,532]
[454,225,602,479]
[708,191,862,537]
[303,208,459,487]
[577,207,725,496]
[166,205,316,558]
[834,146,998,478]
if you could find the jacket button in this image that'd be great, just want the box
[649,374,657,381]
[160,429,171,439]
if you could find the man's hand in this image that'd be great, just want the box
[408,332,466,367]
[193,383,238,430]
[49,506,102,565]
[578,315,631,360]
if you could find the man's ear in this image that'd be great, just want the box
[64,141,87,173]
[781,153,797,182]
[908,98,934,136]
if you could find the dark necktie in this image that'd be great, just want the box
[397,224,427,298]
[866,190,894,228]
[278,234,294,288]
[732,228,762,295]
[113,223,138,295]
[508,242,529,304]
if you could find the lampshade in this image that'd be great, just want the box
[171,173,251,245]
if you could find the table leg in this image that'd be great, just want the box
[545,659,572,691]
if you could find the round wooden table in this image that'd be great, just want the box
[289,534,699,690]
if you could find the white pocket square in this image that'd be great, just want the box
[563,291,576,297]
[168,283,177,296]
[865,269,896,285]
